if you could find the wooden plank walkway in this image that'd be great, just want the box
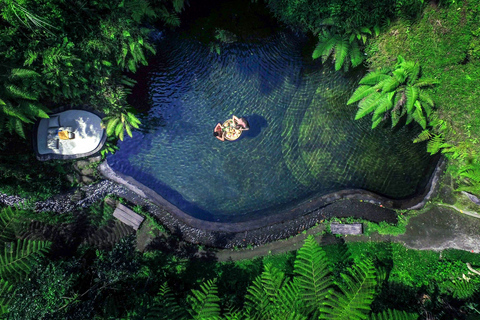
[113,203,145,230]
[330,223,363,235]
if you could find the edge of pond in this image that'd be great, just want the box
[99,155,445,233]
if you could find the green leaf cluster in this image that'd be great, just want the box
[348,56,437,129]
[0,207,51,315]
[102,111,141,141]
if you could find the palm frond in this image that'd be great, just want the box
[320,260,377,320]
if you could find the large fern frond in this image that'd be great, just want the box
[448,278,478,300]
[411,101,427,129]
[349,40,364,68]
[0,239,51,282]
[426,134,445,154]
[368,309,419,320]
[312,32,337,62]
[347,85,376,105]
[333,37,349,71]
[188,279,221,320]
[320,260,377,320]
[9,68,40,79]
[294,236,332,317]
[0,207,17,244]
[245,264,286,319]
[358,69,390,86]
[146,282,187,320]
[355,91,382,120]
[413,129,432,143]
[0,279,13,315]
[404,86,418,114]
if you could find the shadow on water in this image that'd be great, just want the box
[237,114,268,140]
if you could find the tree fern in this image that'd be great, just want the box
[245,264,286,319]
[448,278,478,300]
[0,239,51,282]
[146,282,186,320]
[320,260,377,320]
[294,236,332,317]
[188,279,221,320]
[368,309,419,320]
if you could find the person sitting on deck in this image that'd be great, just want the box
[233,115,249,131]
[213,123,225,141]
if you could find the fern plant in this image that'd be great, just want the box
[312,30,364,71]
[188,279,221,320]
[320,260,377,320]
[368,309,419,320]
[0,66,50,138]
[245,264,305,320]
[145,282,187,320]
[347,56,438,129]
[0,207,51,315]
[102,111,141,141]
[294,235,331,318]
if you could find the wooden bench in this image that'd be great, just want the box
[330,223,363,235]
[113,203,145,230]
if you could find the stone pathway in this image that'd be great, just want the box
[216,204,480,261]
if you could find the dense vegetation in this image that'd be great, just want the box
[1,0,480,319]
[2,202,480,319]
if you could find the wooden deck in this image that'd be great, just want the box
[330,223,363,235]
[113,203,145,230]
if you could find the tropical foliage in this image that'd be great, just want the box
[312,29,365,71]
[139,237,419,319]
[347,56,437,129]
[102,111,141,141]
[0,207,51,315]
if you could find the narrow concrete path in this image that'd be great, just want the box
[216,205,480,261]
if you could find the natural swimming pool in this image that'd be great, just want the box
[107,31,435,222]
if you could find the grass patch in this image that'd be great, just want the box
[365,0,480,192]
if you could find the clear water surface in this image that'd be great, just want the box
[108,31,435,222]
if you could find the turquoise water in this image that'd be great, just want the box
[108,31,434,221]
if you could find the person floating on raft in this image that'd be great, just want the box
[232,115,249,131]
[213,115,249,141]
[213,123,225,141]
